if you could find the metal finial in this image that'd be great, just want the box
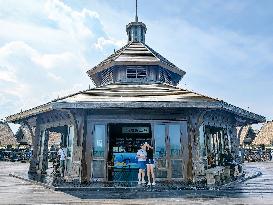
[135,0,138,22]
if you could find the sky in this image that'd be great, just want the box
[0,0,273,131]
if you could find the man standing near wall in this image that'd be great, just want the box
[57,144,67,177]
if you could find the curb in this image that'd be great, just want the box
[8,174,156,191]
[9,170,262,192]
[9,173,55,191]
[220,170,262,189]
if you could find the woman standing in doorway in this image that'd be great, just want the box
[136,144,147,184]
[145,142,156,185]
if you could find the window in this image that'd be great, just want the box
[154,124,166,158]
[134,27,137,41]
[127,68,147,79]
[169,124,181,158]
[141,28,144,42]
[93,124,106,158]
[128,30,132,41]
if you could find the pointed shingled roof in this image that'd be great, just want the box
[0,121,17,146]
[253,121,273,145]
[87,42,186,77]
[5,83,266,125]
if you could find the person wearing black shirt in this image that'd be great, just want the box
[145,142,156,185]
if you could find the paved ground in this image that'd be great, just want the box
[0,161,273,204]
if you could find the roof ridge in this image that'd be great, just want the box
[51,84,107,102]
[179,87,265,121]
[89,42,132,72]
[175,85,220,102]
[111,41,133,61]
[144,43,179,70]
[6,86,97,121]
[141,42,161,62]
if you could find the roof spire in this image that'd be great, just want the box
[126,0,146,43]
[135,0,138,22]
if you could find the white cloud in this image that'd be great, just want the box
[0,0,125,120]
[0,41,37,60]
[1,0,271,123]
[95,37,125,50]
[47,72,64,82]
[0,69,16,83]
[145,16,273,119]
[44,0,96,39]
[0,40,88,117]
[33,52,78,70]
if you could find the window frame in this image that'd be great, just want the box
[126,67,147,79]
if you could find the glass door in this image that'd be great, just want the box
[91,124,107,179]
[154,124,168,178]
[169,123,188,179]
[154,121,188,179]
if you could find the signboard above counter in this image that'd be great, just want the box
[122,127,150,134]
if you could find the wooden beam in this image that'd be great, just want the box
[28,117,40,174]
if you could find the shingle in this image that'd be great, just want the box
[87,42,186,76]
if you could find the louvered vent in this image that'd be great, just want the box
[101,67,114,85]
[159,68,172,85]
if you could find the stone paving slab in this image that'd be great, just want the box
[8,162,262,192]
[1,161,273,204]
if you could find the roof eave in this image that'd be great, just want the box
[5,103,53,123]
[5,94,265,125]
[51,100,265,123]
[52,101,220,110]
[219,102,266,124]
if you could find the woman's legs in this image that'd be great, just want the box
[138,169,145,183]
[146,164,155,185]
[147,165,151,183]
[138,169,141,183]
[141,169,145,182]
[138,161,145,183]
[150,165,155,184]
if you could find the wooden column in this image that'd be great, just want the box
[40,129,49,174]
[181,122,189,180]
[85,120,92,181]
[187,120,194,181]
[230,126,239,160]
[27,118,40,174]
[37,129,45,174]
[71,110,88,183]
[237,126,245,146]
[186,110,208,182]
[81,112,88,183]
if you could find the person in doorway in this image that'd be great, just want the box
[145,142,156,185]
[57,144,66,177]
[49,145,56,161]
[136,143,147,184]
[223,149,237,178]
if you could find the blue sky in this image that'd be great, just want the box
[0,0,272,129]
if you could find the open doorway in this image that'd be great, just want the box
[107,123,152,182]
[45,126,66,176]
[42,125,73,178]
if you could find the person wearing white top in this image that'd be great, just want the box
[136,144,147,184]
[57,145,66,177]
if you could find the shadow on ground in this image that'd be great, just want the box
[62,187,245,200]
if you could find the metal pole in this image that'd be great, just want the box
[135,0,138,22]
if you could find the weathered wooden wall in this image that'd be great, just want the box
[190,110,239,182]
[24,107,241,184]
[91,65,181,87]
